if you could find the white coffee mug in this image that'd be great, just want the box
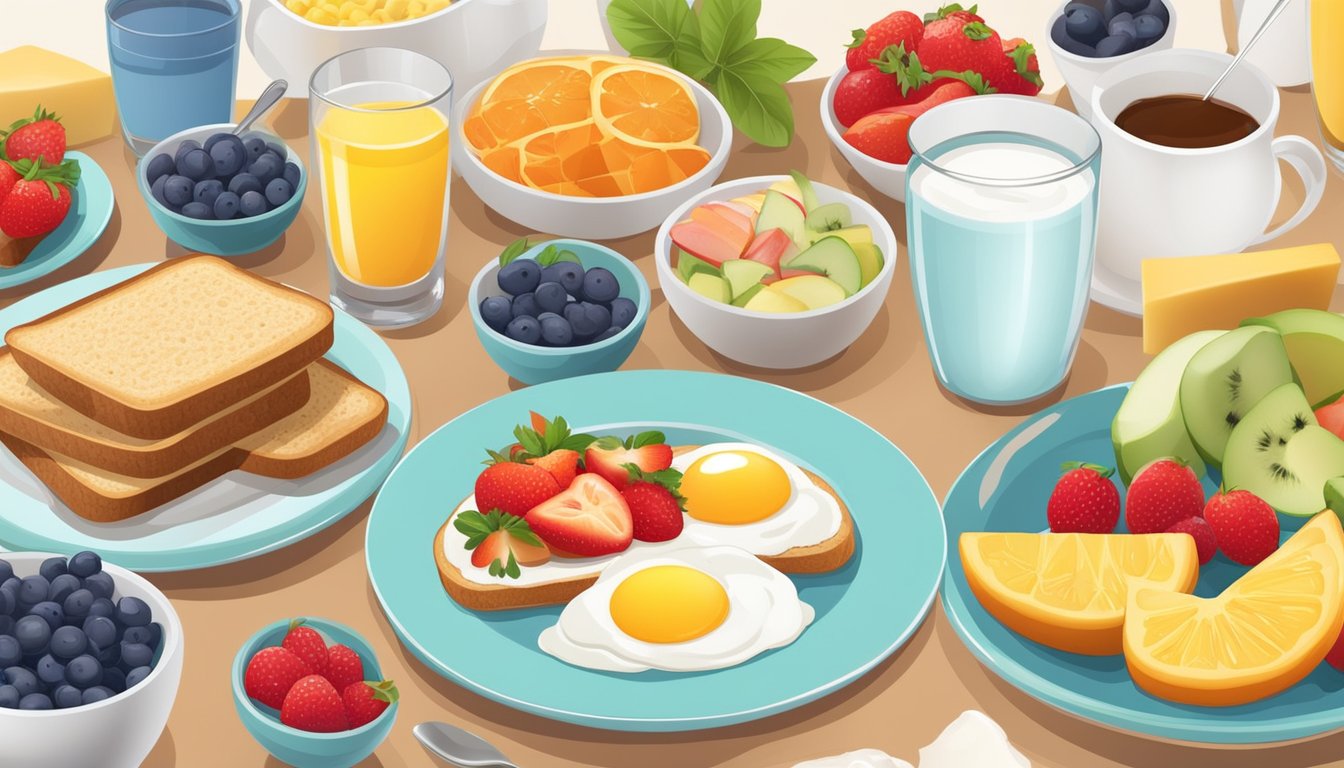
[1089,49,1326,282]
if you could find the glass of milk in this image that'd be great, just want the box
[906,96,1101,405]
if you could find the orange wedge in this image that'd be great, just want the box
[468,60,593,153]
[1123,512,1344,707]
[591,64,700,146]
[960,531,1199,655]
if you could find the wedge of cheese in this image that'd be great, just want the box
[1142,243,1340,354]
[0,47,116,147]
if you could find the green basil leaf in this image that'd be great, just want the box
[713,69,794,148]
[554,249,582,265]
[670,17,716,80]
[535,244,560,267]
[726,38,816,83]
[699,0,759,65]
[606,0,694,64]
[631,430,666,448]
[498,237,530,267]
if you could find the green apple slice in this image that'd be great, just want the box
[784,237,862,296]
[721,259,773,299]
[743,286,807,313]
[772,275,846,310]
[1243,309,1344,408]
[688,272,731,304]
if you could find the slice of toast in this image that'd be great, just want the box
[0,360,387,523]
[0,348,311,478]
[5,256,334,439]
[433,448,855,611]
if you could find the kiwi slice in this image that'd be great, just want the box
[1179,326,1294,467]
[1223,383,1344,517]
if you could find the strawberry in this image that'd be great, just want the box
[1123,459,1205,534]
[988,38,1044,96]
[474,462,561,519]
[527,473,633,556]
[1326,624,1344,672]
[918,6,1004,89]
[832,64,936,128]
[621,466,686,542]
[0,158,77,239]
[528,449,580,488]
[1203,489,1279,566]
[923,2,984,26]
[244,646,311,710]
[1046,462,1120,534]
[584,431,673,489]
[845,11,923,72]
[1166,516,1217,565]
[0,160,19,210]
[842,79,980,164]
[455,509,550,578]
[485,413,596,494]
[280,674,349,733]
[2,107,66,165]
[282,619,330,678]
[343,680,398,728]
[325,643,365,693]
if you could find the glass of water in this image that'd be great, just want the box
[906,96,1102,405]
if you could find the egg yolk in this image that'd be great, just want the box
[609,565,730,644]
[680,450,792,525]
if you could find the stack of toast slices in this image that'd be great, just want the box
[0,255,389,522]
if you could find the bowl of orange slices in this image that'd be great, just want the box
[454,53,731,240]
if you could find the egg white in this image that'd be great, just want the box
[537,543,815,673]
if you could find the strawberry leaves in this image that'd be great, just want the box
[513,414,597,460]
[924,3,977,23]
[1008,41,1044,86]
[1060,461,1115,479]
[962,22,994,41]
[592,430,666,452]
[880,48,997,96]
[623,463,686,506]
[454,509,542,579]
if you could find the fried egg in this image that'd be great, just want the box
[538,543,813,672]
[672,443,842,556]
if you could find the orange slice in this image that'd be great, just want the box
[591,64,700,147]
[471,60,593,152]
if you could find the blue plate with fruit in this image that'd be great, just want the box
[0,152,114,291]
[366,370,945,731]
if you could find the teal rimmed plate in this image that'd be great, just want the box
[0,151,115,290]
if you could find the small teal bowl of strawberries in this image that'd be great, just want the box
[232,617,398,768]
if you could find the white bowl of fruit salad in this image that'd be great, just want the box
[654,173,897,369]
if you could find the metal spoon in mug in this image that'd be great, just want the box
[1203,0,1293,101]
[233,79,288,135]
[414,722,520,768]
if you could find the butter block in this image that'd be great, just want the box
[1142,243,1340,354]
[0,47,116,147]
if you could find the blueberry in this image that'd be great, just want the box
[227,172,262,197]
[283,161,302,189]
[239,190,268,217]
[0,685,16,708]
[1116,0,1147,11]
[213,191,241,220]
[534,282,568,315]
[52,684,81,708]
[65,655,101,688]
[0,617,12,636]
[63,588,93,622]
[193,178,224,208]
[0,577,17,599]
[178,148,216,181]
[181,201,213,220]
[511,292,540,319]
[81,686,113,705]
[125,666,152,689]
[208,134,247,177]
[0,588,13,617]
[67,550,99,580]
[1133,13,1164,45]
[264,177,293,207]
[504,316,541,345]
[163,175,194,208]
[150,174,172,210]
[96,641,120,669]
[0,636,20,668]
[83,616,116,649]
[1052,18,1098,56]
[1140,0,1169,24]
[173,139,202,166]
[48,574,79,605]
[537,312,573,347]
[36,654,65,685]
[145,153,176,185]
[18,693,51,710]
[479,296,512,332]
[88,597,115,621]
[540,262,585,295]
[0,561,10,583]
[147,622,162,650]
[3,666,37,696]
[249,153,282,186]
[28,602,63,631]
[38,557,66,582]
[203,132,231,152]
[121,625,153,646]
[1095,31,1136,56]
[119,642,153,670]
[18,576,48,606]
[87,575,115,605]
[565,301,611,339]
[609,297,637,330]
[497,259,541,296]
[593,326,622,343]
[102,666,126,693]
[243,137,268,164]
[50,626,86,660]
[1107,11,1136,38]
[1064,4,1107,45]
[266,141,287,159]
[581,267,619,303]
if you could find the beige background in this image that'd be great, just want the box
[2,1,1341,768]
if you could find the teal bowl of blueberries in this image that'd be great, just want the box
[136,122,307,257]
[470,238,650,385]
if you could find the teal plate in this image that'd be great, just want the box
[942,384,1344,745]
[366,370,945,732]
[0,264,411,572]
[0,152,115,291]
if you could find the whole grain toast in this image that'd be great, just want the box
[0,360,387,523]
[434,447,855,611]
[5,256,334,439]
[0,348,311,478]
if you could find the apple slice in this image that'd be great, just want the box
[741,228,799,277]
[677,252,721,284]
[731,284,765,307]
[804,202,852,234]
[722,259,774,299]
[709,201,759,227]
[670,219,750,268]
[692,203,754,242]
[789,171,821,213]
[853,242,884,288]
[743,285,808,313]
[756,190,807,248]
[763,267,825,285]
[688,271,732,304]
[768,178,806,211]
[785,237,862,296]
[732,193,768,214]
[772,274,847,310]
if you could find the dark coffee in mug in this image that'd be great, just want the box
[1114,94,1260,149]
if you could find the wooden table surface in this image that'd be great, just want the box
[7,76,1344,768]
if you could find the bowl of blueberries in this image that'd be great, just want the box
[0,551,183,768]
[137,122,307,256]
[470,238,650,385]
[1047,0,1175,118]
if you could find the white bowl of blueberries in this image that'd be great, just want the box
[136,123,307,257]
[0,551,183,768]
[1048,0,1176,118]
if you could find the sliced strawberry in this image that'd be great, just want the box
[528,448,580,488]
[584,431,674,489]
[526,474,633,557]
[455,509,550,578]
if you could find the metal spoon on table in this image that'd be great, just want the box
[1203,0,1293,101]
[414,721,520,768]
[233,78,289,135]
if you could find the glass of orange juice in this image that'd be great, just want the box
[309,48,452,328]
[1311,0,1344,172]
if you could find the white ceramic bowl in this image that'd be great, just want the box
[452,57,732,240]
[655,175,898,369]
[245,0,548,97]
[819,65,910,203]
[0,553,184,768]
[1047,0,1178,118]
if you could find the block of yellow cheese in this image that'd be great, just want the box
[0,47,116,147]
[1142,243,1340,354]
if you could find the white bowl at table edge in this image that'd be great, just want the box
[820,65,911,204]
